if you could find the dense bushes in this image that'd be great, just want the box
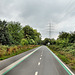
[21,39,36,45]
[0,20,42,45]
[49,44,75,56]
[56,39,69,47]
[48,44,75,70]
[21,39,28,45]
[58,31,75,43]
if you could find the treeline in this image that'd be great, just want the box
[42,31,75,46]
[0,20,42,45]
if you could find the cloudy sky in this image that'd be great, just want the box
[0,0,75,39]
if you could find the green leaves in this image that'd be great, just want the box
[23,25,34,39]
[58,31,75,43]
[0,20,42,45]
[0,20,11,45]
[28,39,35,45]
[21,39,28,45]
[23,25,42,45]
[7,22,23,45]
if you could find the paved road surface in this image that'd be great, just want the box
[0,46,74,75]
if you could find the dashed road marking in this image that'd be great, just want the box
[40,58,42,60]
[38,62,40,66]
[35,71,38,75]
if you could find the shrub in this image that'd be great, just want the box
[0,50,4,57]
[0,45,9,50]
[56,39,69,47]
[69,50,75,56]
[21,39,28,45]
[28,39,35,45]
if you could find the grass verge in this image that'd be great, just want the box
[48,46,75,70]
[0,45,40,60]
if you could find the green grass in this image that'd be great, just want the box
[57,53,69,64]
[48,45,75,70]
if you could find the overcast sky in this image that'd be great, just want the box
[0,0,75,39]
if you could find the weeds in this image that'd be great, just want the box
[48,44,75,70]
[0,45,39,60]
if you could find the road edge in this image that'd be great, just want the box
[46,46,75,75]
[0,46,42,75]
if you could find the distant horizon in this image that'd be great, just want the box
[1,19,75,40]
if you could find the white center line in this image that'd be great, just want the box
[40,58,42,60]
[38,62,40,66]
[35,71,38,75]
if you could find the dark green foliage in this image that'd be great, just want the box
[42,38,56,45]
[7,21,23,45]
[58,32,70,40]
[23,25,42,45]
[56,39,69,47]
[0,20,11,45]
[0,20,42,45]
[23,25,34,39]
[58,31,75,43]
[33,29,41,45]
[69,32,75,43]
[42,38,50,45]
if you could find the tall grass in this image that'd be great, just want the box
[48,44,75,70]
[0,45,39,60]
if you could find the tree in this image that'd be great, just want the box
[0,19,42,45]
[50,38,56,45]
[23,25,42,45]
[7,21,23,45]
[23,25,34,39]
[0,20,11,45]
[69,31,75,43]
[33,29,42,45]
[58,32,70,40]
[58,31,75,43]
[43,38,50,45]
[56,38,69,47]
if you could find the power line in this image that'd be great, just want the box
[63,0,74,13]
[57,0,75,23]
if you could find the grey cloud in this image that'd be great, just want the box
[0,0,75,39]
